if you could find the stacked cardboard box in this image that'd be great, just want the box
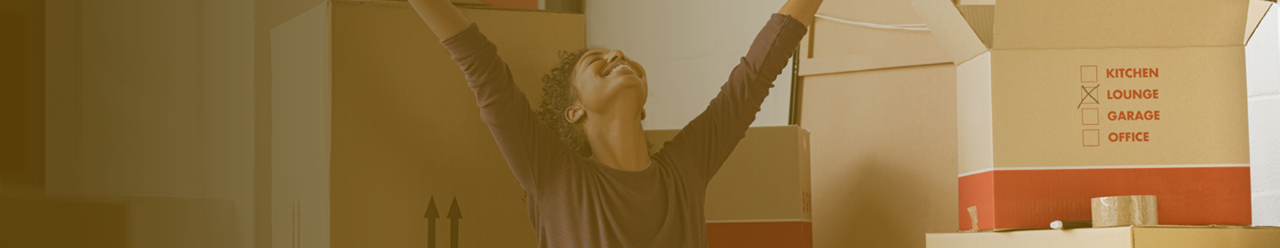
[913,0,1270,229]
[796,1,960,248]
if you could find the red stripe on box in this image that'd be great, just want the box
[958,171,995,230]
[707,221,811,248]
[959,167,1251,229]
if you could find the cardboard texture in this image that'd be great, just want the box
[645,125,813,248]
[799,0,950,76]
[797,1,959,248]
[926,226,1280,248]
[1091,195,1159,228]
[800,64,959,248]
[913,0,1261,229]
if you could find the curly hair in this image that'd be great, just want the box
[537,49,593,157]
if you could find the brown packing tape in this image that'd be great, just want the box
[1091,195,1159,228]
[966,206,978,231]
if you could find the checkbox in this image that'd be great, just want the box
[1080,85,1100,106]
[1081,65,1098,83]
[1082,108,1099,125]
[1083,129,1100,147]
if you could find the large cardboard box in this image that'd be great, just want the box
[926,226,1280,248]
[797,1,959,248]
[646,125,813,248]
[913,0,1269,229]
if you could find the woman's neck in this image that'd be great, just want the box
[583,111,650,171]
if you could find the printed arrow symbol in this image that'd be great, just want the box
[425,197,440,248]
[448,197,462,248]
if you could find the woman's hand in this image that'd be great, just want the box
[778,0,824,27]
[408,0,473,41]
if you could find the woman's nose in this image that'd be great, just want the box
[605,50,627,63]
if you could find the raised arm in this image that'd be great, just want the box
[655,0,822,182]
[778,0,823,28]
[408,0,576,194]
[408,0,472,40]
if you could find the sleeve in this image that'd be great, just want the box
[440,24,575,194]
[654,14,808,182]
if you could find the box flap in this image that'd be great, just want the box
[956,5,993,49]
[913,0,990,64]
[994,0,1249,49]
[800,0,953,74]
[1245,0,1272,45]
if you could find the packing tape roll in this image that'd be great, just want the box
[1091,195,1158,228]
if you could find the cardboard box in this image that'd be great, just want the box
[926,226,1280,248]
[646,125,813,248]
[913,0,1269,229]
[796,1,959,248]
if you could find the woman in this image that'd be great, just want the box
[408,0,822,246]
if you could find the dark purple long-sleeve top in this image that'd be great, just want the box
[440,13,807,248]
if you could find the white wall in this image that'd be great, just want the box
[585,0,796,130]
[1247,6,1280,226]
[270,2,332,248]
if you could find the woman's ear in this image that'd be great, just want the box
[565,103,586,124]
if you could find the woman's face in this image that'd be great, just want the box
[571,48,648,116]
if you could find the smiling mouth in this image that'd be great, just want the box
[602,60,636,77]
[611,64,633,75]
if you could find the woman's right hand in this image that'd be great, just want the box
[407,0,473,41]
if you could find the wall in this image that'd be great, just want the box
[253,0,329,247]
[43,0,257,247]
[1247,4,1280,227]
[585,0,796,130]
[270,2,332,248]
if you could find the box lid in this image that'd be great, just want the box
[915,0,1262,64]
[994,0,1249,50]
[912,0,990,64]
[1245,0,1273,45]
[798,0,953,75]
